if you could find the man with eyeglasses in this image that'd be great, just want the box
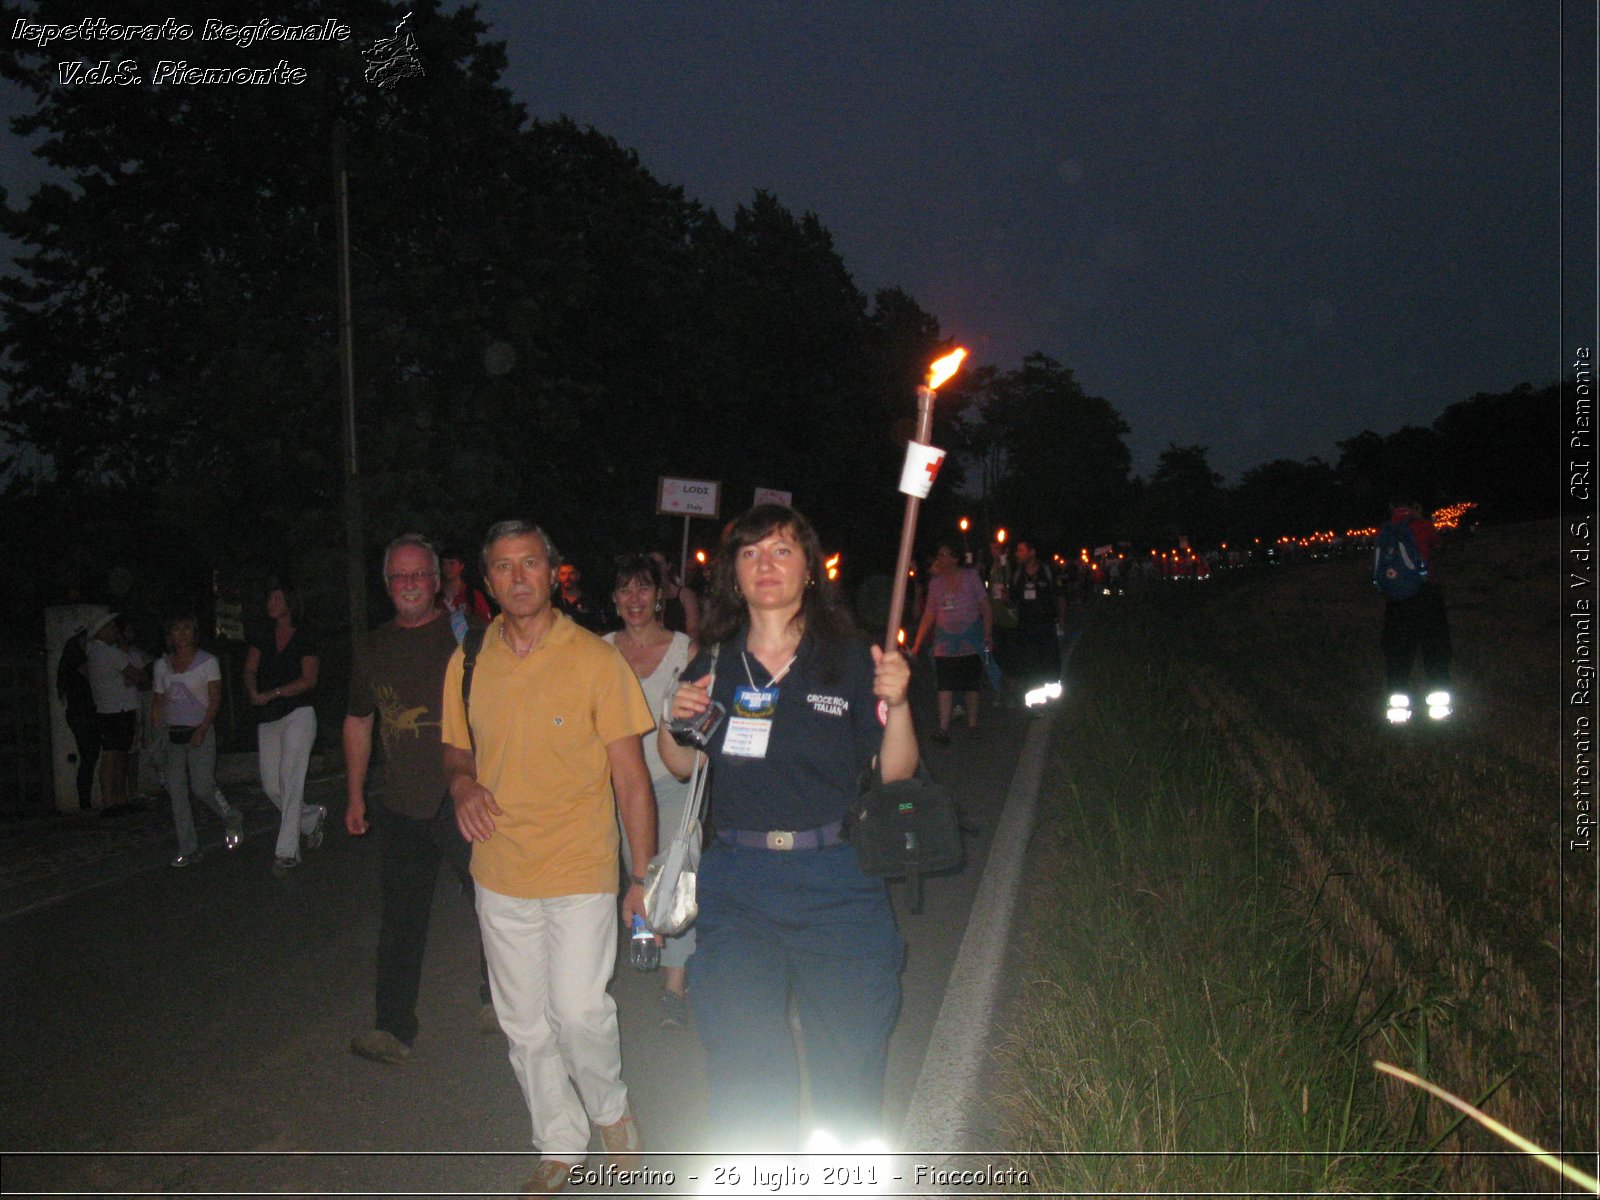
[344,533,495,1065]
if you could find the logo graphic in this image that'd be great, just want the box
[375,685,438,753]
[363,11,425,89]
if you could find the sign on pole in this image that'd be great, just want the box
[657,477,721,518]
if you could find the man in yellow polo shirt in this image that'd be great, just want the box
[442,520,657,1197]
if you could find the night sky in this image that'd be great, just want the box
[0,3,1588,483]
[468,0,1576,480]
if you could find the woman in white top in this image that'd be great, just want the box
[603,554,697,1027]
[152,614,243,866]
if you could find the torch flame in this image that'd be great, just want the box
[996,528,1007,544]
[926,348,968,390]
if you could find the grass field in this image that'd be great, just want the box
[992,521,1592,1195]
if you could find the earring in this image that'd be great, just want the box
[654,600,663,614]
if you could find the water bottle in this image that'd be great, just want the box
[630,915,659,971]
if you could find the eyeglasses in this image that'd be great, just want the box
[386,570,438,585]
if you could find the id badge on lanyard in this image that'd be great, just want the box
[723,684,779,758]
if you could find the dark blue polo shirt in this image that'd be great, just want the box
[688,630,885,833]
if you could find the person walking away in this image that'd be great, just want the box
[910,543,992,744]
[244,581,325,875]
[443,521,657,1197]
[345,534,496,1065]
[1374,501,1453,723]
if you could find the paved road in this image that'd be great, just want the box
[0,691,1041,1197]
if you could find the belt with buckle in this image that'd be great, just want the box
[719,821,846,851]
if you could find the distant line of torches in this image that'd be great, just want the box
[686,499,1478,587]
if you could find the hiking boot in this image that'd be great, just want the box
[304,805,328,851]
[350,1029,412,1065]
[169,851,203,868]
[224,809,244,850]
[475,1003,502,1035]
[597,1102,644,1168]
[271,855,300,877]
[521,1159,575,1197]
[659,989,688,1030]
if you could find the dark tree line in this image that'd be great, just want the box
[952,358,1561,554]
[1,0,959,636]
[0,0,1565,643]
[1125,379,1563,550]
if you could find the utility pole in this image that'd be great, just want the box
[333,121,366,639]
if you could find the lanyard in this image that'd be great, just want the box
[740,650,797,690]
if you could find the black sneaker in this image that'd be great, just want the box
[931,729,951,746]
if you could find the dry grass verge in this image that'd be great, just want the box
[992,521,1590,1195]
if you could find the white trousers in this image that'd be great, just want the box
[475,888,627,1163]
[258,705,318,860]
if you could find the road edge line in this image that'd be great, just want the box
[899,709,1053,1152]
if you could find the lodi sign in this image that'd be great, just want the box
[657,476,721,518]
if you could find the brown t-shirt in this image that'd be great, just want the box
[348,612,459,820]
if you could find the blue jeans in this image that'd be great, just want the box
[689,841,902,1152]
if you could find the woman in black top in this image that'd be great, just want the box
[244,581,324,875]
[57,627,99,810]
[659,505,917,1153]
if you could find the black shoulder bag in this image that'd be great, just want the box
[846,761,964,914]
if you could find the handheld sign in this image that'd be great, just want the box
[657,477,721,518]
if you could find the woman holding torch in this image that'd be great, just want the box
[658,503,917,1153]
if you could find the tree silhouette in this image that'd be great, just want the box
[975,353,1133,549]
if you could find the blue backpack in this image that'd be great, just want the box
[1373,520,1427,600]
